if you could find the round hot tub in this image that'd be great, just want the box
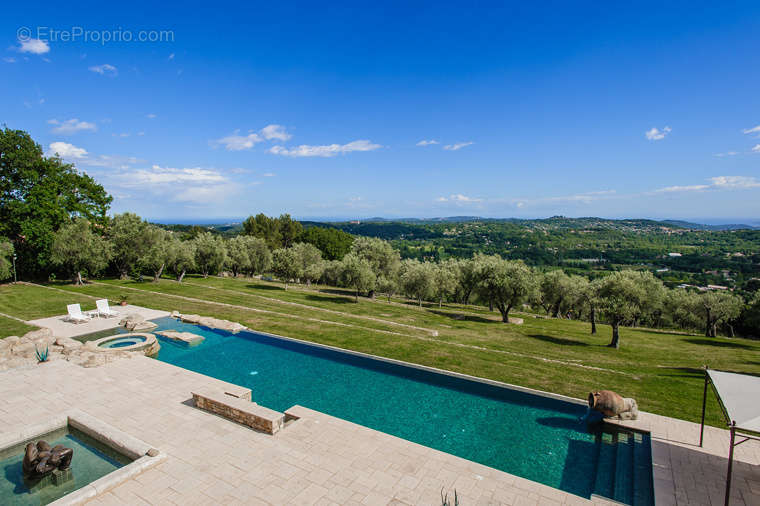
[91,333,160,356]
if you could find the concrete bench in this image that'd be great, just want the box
[192,389,284,435]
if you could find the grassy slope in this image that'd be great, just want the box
[2,277,756,427]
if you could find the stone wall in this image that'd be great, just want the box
[192,389,284,435]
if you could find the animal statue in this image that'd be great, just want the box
[588,390,639,420]
[22,441,73,480]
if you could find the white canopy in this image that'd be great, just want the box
[708,369,760,433]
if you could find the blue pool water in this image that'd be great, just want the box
[150,317,652,503]
[0,427,131,505]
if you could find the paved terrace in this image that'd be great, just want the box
[0,357,758,505]
[27,305,170,339]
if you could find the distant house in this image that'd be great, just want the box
[656,268,669,273]
[707,285,729,291]
[349,220,361,224]
[668,252,682,257]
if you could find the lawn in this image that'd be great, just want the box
[1,277,757,428]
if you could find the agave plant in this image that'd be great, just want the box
[35,344,50,363]
[441,488,459,506]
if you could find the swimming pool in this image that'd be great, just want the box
[149,316,653,504]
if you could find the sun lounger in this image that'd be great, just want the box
[65,303,90,324]
[95,299,119,318]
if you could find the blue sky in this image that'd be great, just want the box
[2,2,760,223]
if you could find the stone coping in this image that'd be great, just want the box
[90,333,157,354]
[0,409,165,506]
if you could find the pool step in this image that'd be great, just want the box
[591,427,653,506]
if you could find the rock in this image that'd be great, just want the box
[3,336,20,346]
[155,330,204,346]
[55,337,82,350]
[130,321,157,331]
[170,310,180,318]
[119,313,145,330]
[11,339,38,357]
[507,317,524,325]
[180,314,201,324]
[22,328,53,344]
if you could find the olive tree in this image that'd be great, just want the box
[272,247,301,289]
[433,259,459,308]
[139,226,172,281]
[350,237,401,298]
[193,232,227,278]
[539,270,575,318]
[226,236,252,277]
[109,213,152,279]
[399,259,436,307]
[292,242,324,286]
[246,236,272,276]
[454,255,484,305]
[595,270,663,348]
[697,291,743,337]
[340,253,376,302]
[50,219,112,285]
[476,256,536,323]
[167,238,195,282]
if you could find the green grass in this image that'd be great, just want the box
[1,276,756,428]
[0,315,36,337]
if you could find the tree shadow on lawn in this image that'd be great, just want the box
[655,366,705,379]
[428,309,500,324]
[683,338,753,349]
[527,334,590,347]
[245,283,283,291]
[304,294,354,305]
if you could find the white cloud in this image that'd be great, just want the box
[130,165,226,185]
[47,142,88,159]
[436,194,482,203]
[48,118,97,135]
[752,144,760,153]
[709,176,760,189]
[168,53,175,60]
[88,64,117,76]
[443,141,474,151]
[269,140,382,157]
[212,131,263,150]
[146,113,157,119]
[654,176,760,193]
[3,57,16,63]
[742,125,760,136]
[262,172,275,177]
[714,151,738,157]
[655,184,710,193]
[17,38,50,54]
[260,124,291,141]
[645,126,671,141]
[416,139,439,146]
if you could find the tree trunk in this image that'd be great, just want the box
[608,321,620,348]
[178,269,186,283]
[590,306,597,335]
[153,263,165,282]
[439,296,443,308]
[119,269,128,280]
[489,298,493,312]
[418,296,422,307]
[356,289,359,302]
[705,309,712,337]
[76,271,83,285]
[729,324,735,338]
[500,304,512,323]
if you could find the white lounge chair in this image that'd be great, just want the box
[95,299,119,318]
[65,303,90,324]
